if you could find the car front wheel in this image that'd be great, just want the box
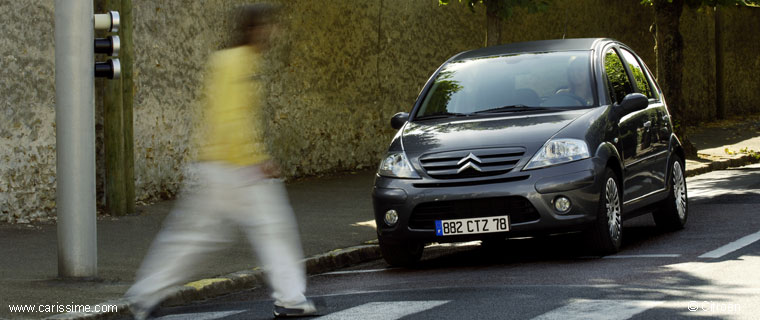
[586,168,623,255]
[653,155,688,231]
[379,238,423,267]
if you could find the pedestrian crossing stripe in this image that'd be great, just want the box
[315,301,450,320]
[154,310,246,320]
[149,299,666,320]
[530,299,664,320]
[699,229,760,259]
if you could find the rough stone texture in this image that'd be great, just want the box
[680,7,718,123]
[266,0,484,177]
[719,6,760,117]
[0,1,57,223]
[500,0,655,65]
[1,0,759,222]
[125,0,483,200]
[129,1,235,203]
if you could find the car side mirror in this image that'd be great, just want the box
[390,112,409,130]
[617,93,648,115]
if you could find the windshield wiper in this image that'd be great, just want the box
[473,105,552,114]
[415,112,472,120]
[416,105,567,120]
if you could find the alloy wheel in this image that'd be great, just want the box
[673,161,687,221]
[605,177,622,243]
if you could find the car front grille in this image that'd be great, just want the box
[418,147,525,179]
[408,196,540,230]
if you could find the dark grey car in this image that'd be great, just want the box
[373,38,688,266]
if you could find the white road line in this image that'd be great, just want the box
[603,254,682,259]
[315,301,449,320]
[311,284,625,299]
[154,310,246,320]
[699,230,760,259]
[531,299,663,320]
[427,241,482,248]
[320,268,396,276]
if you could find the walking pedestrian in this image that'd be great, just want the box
[125,4,317,319]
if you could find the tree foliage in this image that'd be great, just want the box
[604,52,632,104]
[423,71,463,115]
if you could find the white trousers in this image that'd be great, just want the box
[125,163,307,309]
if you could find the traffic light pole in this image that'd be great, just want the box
[54,0,98,278]
[121,0,135,215]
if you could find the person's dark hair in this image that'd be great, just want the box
[230,3,281,47]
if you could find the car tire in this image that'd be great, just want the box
[480,237,510,252]
[586,168,623,255]
[653,155,688,231]
[379,238,423,267]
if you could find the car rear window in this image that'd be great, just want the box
[416,51,595,118]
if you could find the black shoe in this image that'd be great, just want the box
[273,299,318,318]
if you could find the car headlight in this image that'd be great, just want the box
[378,152,420,179]
[524,138,590,170]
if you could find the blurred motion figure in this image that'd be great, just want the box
[125,4,317,319]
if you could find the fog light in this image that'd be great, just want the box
[384,209,399,226]
[554,196,571,213]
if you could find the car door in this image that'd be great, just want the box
[603,46,658,202]
[618,48,670,192]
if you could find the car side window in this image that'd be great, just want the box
[640,60,661,101]
[604,48,633,104]
[619,49,654,99]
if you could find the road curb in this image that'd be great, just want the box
[685,153,760,177]
[46,244,381,320]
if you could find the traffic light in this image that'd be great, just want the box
[94,11,120,79]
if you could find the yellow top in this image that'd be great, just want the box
[196,46,270,166]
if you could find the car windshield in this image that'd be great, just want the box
[415,51,595,118]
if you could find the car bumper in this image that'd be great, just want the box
[372,158,605,245]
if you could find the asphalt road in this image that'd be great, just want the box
[127,164,760,320]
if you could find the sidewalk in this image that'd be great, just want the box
[0,172,379,320]
[684,114,760,176]
[1,115,759,320]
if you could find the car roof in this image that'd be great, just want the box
[453,38,611,61]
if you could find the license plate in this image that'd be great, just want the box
[435,215,510,236]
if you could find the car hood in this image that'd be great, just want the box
[401,110,590,157]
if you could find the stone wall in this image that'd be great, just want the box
[266,1,484,177]
[128,0,485,203]
[680,6,718,123]
[1,0,759,222]
[0,0,484,222]
[0,1,57,223]
[129,1,238,203]
[718,5,760,117]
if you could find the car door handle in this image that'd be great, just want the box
[643,121,652,128]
